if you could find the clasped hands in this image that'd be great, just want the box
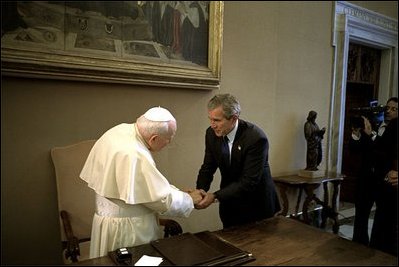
[185,189,217,209]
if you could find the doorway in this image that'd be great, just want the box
[340,43,382,203]
[329,2,397,198]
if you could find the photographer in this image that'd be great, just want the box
[369,97,397,256]
[350,97,397,255]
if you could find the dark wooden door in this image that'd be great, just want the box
[340,43,381,203]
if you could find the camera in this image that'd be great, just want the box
[349,100,385,131]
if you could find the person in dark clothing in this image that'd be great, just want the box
[195,94,281,228]
[350,97,398,254]
[368,97,398,256]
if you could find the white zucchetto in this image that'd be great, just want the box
[143,107,175,122]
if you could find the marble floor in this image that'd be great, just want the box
[324,201,376,240]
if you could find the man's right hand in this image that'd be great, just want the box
[194,192,216,209]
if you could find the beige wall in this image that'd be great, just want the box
[1,1,397,264]
[349,1,398,18]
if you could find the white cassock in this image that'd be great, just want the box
[80,123,194,258]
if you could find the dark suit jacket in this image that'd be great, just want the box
[350,117,398,182]
[369,117,397,255]
[373,118,397,178]
[196,119,281,228]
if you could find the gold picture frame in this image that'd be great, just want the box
[1,1,223,90]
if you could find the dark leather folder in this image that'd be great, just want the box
[193,231,255,266]
[151,231,255,266]
[151,232,224,265]
[109,231,255,266]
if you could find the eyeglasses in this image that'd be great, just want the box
[385,106,398,112]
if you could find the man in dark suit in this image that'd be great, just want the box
[350,97,397,254]
[195,94,281,228]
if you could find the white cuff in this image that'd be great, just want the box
[371,131,377,141]
[351,132,361,140]
[160,190,194,218]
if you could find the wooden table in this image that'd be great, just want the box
[76,217,397,266]
[273,174,344,233]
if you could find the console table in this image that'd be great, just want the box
[273,174,344,233]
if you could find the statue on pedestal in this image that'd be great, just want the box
[304,110,325,171]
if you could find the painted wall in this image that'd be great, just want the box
[1,1,397,264]
[350,1,398,18]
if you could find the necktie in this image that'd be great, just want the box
[221,136,230,166]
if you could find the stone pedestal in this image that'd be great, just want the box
[298,169,325,178]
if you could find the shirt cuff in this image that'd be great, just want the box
[371,131,377,141]
[351,132,360,140]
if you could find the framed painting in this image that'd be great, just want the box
[1,1,224,90]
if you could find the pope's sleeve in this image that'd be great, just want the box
[144,185,194,217]
[134,152,194,217]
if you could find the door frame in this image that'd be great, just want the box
[328,1,397,175]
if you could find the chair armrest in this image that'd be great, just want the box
[159,218,183,238]
[60,210,80,262]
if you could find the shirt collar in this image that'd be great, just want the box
[226,120,238,143]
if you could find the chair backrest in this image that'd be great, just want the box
[51,140,96,242]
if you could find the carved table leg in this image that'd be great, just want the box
[295,187,303,216]
[277,183,289,216]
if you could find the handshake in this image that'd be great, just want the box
[185,189,217,209]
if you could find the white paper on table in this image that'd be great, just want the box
[134,255,164,266]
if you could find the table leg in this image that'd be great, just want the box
[295,187,303,216]
[277,183,289,216]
